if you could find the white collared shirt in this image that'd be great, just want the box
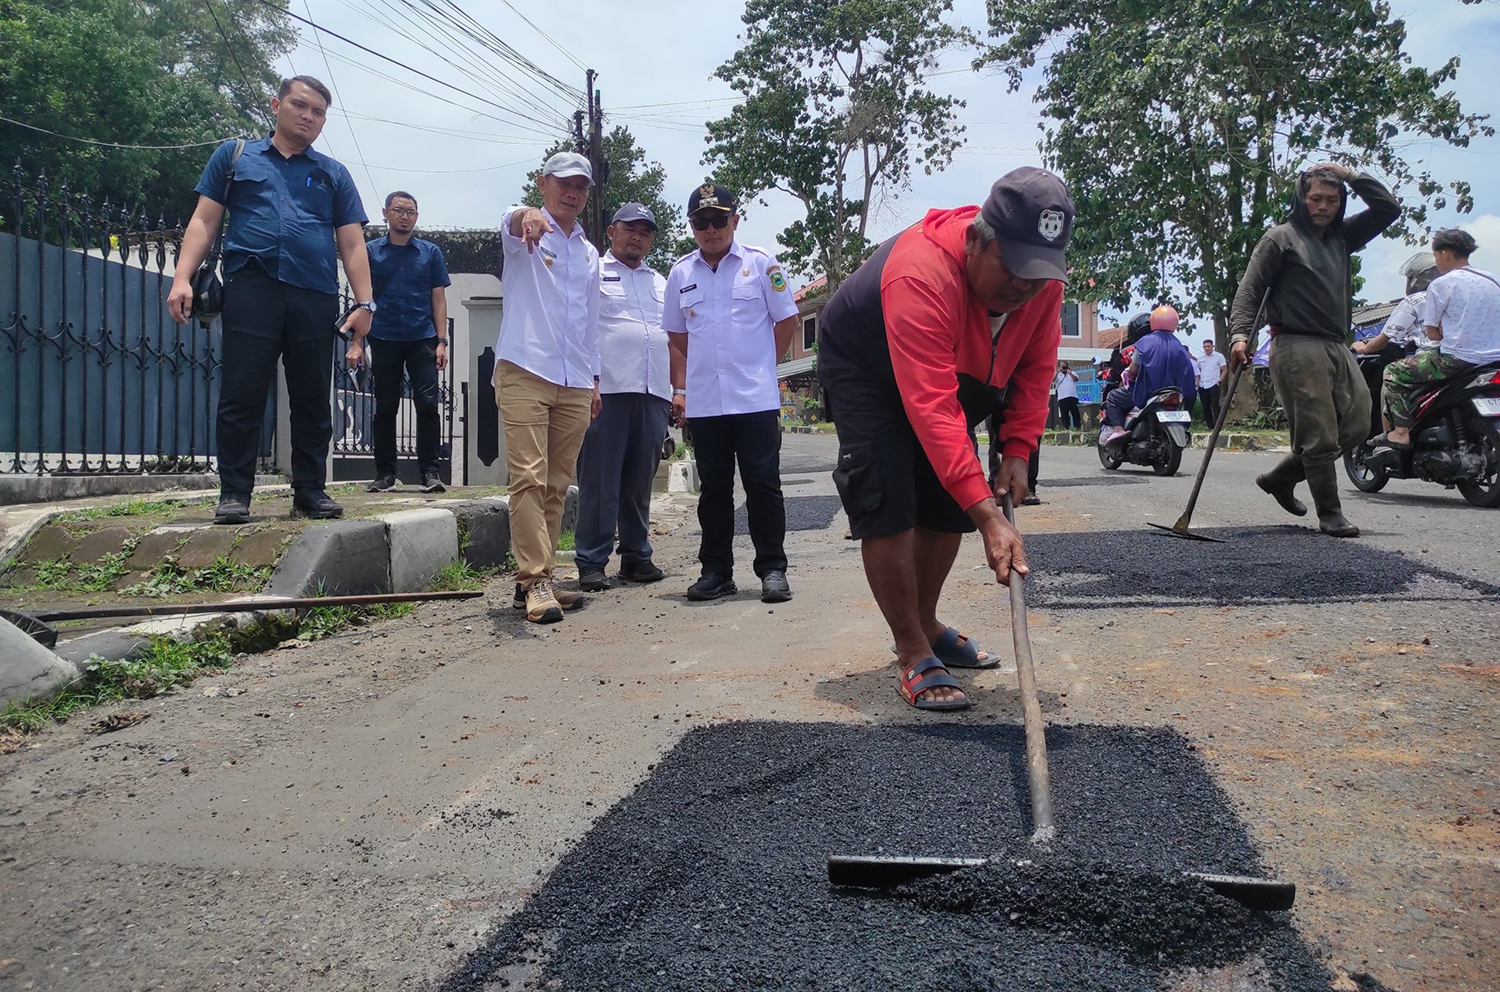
[597,251,670,399]
[661,241,799,417]
[493,205,600,388]
[1424,267,1500,364]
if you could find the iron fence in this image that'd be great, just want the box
[0,167,276,477]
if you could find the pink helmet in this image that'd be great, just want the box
[1149,305,1179,332]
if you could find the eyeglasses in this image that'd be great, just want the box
[388,207,417,217]
[690,213,730,231]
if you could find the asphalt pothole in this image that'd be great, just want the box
[1022,525,1498,609]
[440,722,1383,992]
[736,494,844,534]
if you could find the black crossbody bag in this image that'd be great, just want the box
[190,138,246,324]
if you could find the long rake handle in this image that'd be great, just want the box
[1003,493,1054,842]
[1173,344,1255,531]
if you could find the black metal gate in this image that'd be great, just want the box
[329,316,456,484]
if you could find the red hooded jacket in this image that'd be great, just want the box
[879,206,1064,511]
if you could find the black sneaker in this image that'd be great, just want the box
[367,474,397,493]
[760,569,791,603]
[1021,493,1041,506]
[292,489,344,519]
[420,470,446,494]
[685,573,736,601]
[214,494,251,525]
[578,565,611,591]
[620,559,664,583]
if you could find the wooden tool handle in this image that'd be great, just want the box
[1003,493,1055,843]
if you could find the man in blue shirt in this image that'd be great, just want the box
[168,76,373,524]
[352,191,452,493]
[1102,305,1196,439]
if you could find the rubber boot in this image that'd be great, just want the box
[1255,455,1307,517]
[1304,461,1359,538]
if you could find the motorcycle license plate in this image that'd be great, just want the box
[1473,397,1500,418]
[1156,411,1192,423]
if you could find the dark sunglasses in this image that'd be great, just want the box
[690,212,731,231]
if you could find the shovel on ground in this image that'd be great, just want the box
[1147,337,1262,543]
[827,493,1296,912]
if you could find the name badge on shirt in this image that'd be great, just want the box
[679,284,697,294]
[602,274,621,282]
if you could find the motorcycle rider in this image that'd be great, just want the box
[1101,305,1197,442]
[1382,228,1500,449]
[1352,251,1440,359]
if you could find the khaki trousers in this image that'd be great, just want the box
[1269,334,1370,468]
[495,361,592,585]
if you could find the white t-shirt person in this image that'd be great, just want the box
[1053,368,1078,400]
[1425,266,1500,364]
[1196,348,1228,387]
[1383,292,1436,351]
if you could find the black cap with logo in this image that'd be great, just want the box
[688,182,738,215]
[980,167,1075,283]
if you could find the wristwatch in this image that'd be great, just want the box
[672,388,687,397]
[354,300,377,313]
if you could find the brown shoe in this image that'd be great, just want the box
[525,580,564,624]
[553,585,582,610]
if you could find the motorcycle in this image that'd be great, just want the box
[1098,385,1192,476]
[1345,352,1500,507]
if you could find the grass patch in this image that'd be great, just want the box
[297,600,416,641]
[558,530,575,552]
[431,559,496,592]
[59,498,182,523]
[0,634,234,734]
[6,546,139,594]
[121,555,271,599]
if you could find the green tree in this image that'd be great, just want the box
[982,0,1491,342]
[703,0,973,291]
[0,0,293,223]
[522,126,685,274]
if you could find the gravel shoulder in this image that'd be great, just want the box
[0,439,1495,991]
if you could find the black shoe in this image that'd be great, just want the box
[420,470,446,493]
[214,494,251,525]
[620,559,665,583]
[760,569,791,603]
[292,489,344,519]
[686,573,737,601]
[367,474,397,493]
[578,565,611,591]
[1020,493,1041,506]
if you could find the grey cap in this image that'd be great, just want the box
[980,166,1075,283]
[610,202,657,229]
[542,151,593,184]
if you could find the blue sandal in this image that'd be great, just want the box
[897,657,970,711]
[932,626,998,669]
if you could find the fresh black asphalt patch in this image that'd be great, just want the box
[736,494,843,534]
[1040,475,1147,487]
[439,722,1393,992]
[1023,525,1499,610]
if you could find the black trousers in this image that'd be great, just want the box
[1056,396,1081,429]
[217,266,337,496]
[575,392,672,570]
[370,336,442,477]
[1199,385,1222,427]
[986,414,1040,492]
[691,410,786,579]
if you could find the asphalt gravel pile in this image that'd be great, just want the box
[440,722,1364,992]
[1023,525,1498,609]
[736,494,843,534]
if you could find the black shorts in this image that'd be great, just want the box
[826,376,977,540]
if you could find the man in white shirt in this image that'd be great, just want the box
[496,151,602,623]
[1384,228,1500,448]
[1195,340,1228,425]
[664,183,801,603]
[575,204,672,592]
[1353,252,1440,357]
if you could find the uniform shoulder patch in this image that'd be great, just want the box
[767,264,788,293]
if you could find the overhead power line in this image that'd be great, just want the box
[303,0,376,192]
[202,0,270,129]
[0,114,232,149]
[248,0,570,135]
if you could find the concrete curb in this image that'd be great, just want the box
[380,508,460,593]
[266,520,392,598]
[0,615,84,709]
[667,462,700,494]
[1039,430,1290,452]
[0,473,284,507]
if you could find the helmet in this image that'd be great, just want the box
[1125,312,1153,345]
[1149,305,1179,332]
[1400,251,1439,295]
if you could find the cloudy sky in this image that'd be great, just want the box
[276,0,1500,311]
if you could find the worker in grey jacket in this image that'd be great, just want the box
[1228,164,1400,538]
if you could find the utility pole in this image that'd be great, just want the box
[584,68,606,252]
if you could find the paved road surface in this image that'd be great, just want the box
[2,438,1496,991]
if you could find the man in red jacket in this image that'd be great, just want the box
[818,167,1073,712]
